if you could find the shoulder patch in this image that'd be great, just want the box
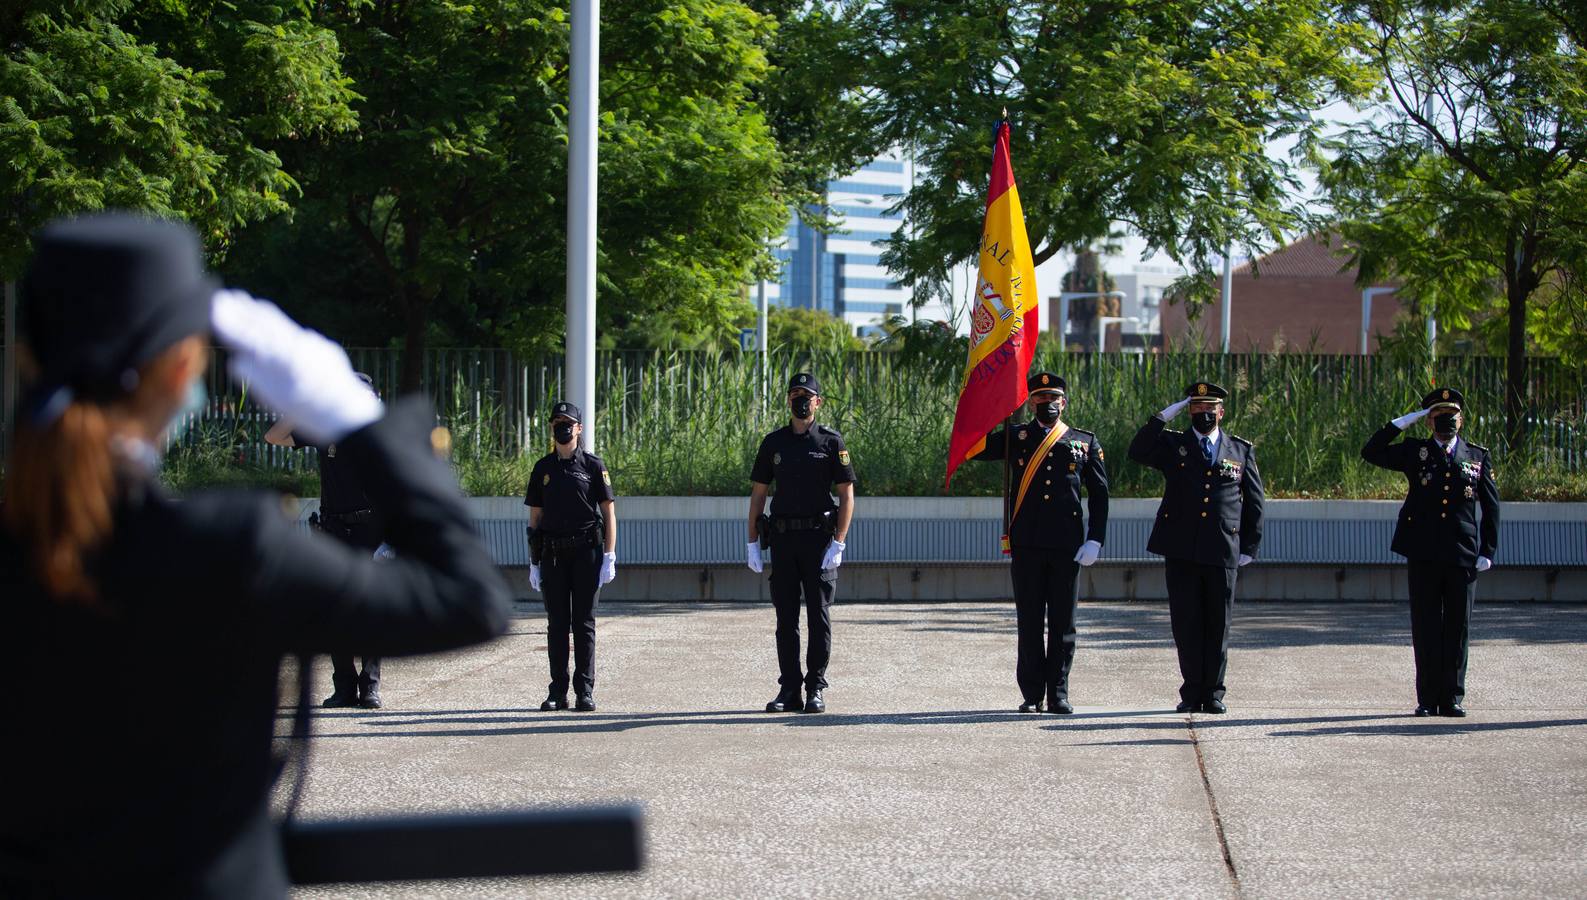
[1466,442,1489,454]
[838,449,851,467]
[1069,428,1095,438]
[1227,434,1253,447]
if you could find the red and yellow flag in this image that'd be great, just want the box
[944,121,1039,488]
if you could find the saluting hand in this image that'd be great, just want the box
[1391,408,1430,430]
[1158,398,1191,420]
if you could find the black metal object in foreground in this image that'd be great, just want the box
[284,804,644,884]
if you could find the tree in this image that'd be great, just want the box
[1061,243,1120,349]
[849,1,1376,315]
[760,305,864,352]
[0,1,357,278]
[226,0,791,388]
[1319,0,1587,449]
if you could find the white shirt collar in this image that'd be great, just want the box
[1197,427,1222,451]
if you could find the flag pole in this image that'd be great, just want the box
[1000,414,1013,555]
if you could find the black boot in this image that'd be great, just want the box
[802,689,826,714]
[574,693,596,712]
[765,688,802,713]
[540,693,568,711]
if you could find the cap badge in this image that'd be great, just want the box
[1041,374,1050,385]
[1197,383,1207,396]
[1441,390,1450,400]
[798,375,807,383]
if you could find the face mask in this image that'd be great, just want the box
[1034,401,1060,424]
[553,422,576,445]
[1432,413,1458,437]
[165,379,208,443]
[1191,410,1218,435]
[791,395,814,420]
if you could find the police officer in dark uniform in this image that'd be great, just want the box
[970,371,1109,714]
[1361,387,1499,717]
[265,373,385,708]
[1,214,510,898]
[1128,381,1264,714]
[747,372,856,714]
[525,401,617,713]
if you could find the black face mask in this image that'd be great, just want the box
[1034,401,1061,424]
[553,422,575,445]
[1191,411,1218,435]
[1432,413,1458,437]
[791,395,814,420]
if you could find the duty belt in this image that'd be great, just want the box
[319,508,376,525]
[768,514,831,534]
[544,528,602,554]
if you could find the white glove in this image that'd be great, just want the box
[600,551,617,585]
[821,539,846,570]
[1476,556,1492,572]
[210,289,383,445]
[747,541,764,573]
[1238,554,1254,567]
[529,563,542,592]
[1074,540,1101,567]
[372,543,396,561]
[1158,398,1190,420]
[1391,408,1430,430]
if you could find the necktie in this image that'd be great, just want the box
[1201,436,1214,465]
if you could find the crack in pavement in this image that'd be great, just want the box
[1189,715,1242,898]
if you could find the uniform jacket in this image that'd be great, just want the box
[1361,423,1500,566]
[0,398,511,899]
[524,447,614,535]
[1128,415,1264,566]
[971,420,1109,552]
[751,423,856,518]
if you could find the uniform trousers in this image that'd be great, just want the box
[1008,548,1080,703]
[769,531,836,692]
[1165,559,1237,705]
[318,513,383,696]
[1406,561,1476,708]
[543,545,602,697]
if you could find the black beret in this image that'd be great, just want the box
[787,372,822,395]
[21,213,216,403]
[551,401,581,423]
[1185,381,1229,401]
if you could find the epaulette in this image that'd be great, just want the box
[1226,433,1254,447]
[1067,428,1095,439]
[817,423,843,439]
[1466,441,1489,454]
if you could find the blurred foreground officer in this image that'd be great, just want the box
[1128,382,1264,714]
[525,402,617,712]
[1361,388,1499,717]
[264,373,386,708]
[747,372,855,714]
[0,214,510,899]
[971,372,1109,714]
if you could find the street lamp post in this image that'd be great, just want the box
[565,0,599,451]
[1360,286,1396,355]
[1056,290,1127,350]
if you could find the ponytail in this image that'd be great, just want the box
[3,401,119,603]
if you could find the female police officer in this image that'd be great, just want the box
[0,214,511,899]
[525,401,617,712]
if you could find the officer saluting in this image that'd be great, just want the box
[1128,381,1264,714]
[525,401,617,713]
[1361,388,1499,717]
[970,372,1109,714]
[747,373,856,714]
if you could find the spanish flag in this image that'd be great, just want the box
[944,120,1038,488]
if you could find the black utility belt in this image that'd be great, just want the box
[765,513,833,534]
[313,509,376,527]
[543,528,603,554]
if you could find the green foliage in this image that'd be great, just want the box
[1317,0,1587,447]
[0,1,357,276]
[760,306,864,352]
[845,0,1376,313]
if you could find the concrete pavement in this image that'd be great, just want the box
[288,601,1587,898]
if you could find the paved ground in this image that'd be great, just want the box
[287,600,1587,899]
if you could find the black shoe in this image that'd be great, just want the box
[321,691,359,709]
[574,694,596,712]
[1018,700,1042,713]
[1047,698,1074,715]
[540,694,568,711]
[1175,701,1198,713]
[1414,705,1435,717]
[802,690,826,714]
[1202,699,1227,714]
[1441,703,1467,718]
[766,690,801,713]
[359,691,382,709]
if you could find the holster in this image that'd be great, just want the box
[526,526,544,566]
[757,514,772,550]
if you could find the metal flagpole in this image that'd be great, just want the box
[566,0,599,451]
[3,281,14,460]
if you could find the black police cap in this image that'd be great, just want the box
[1185,381,1229,402]
[1028,371,1066,395]
[788,372,821,395]
[551,401,582,423]
[1422,387,1464,411]
[21,213,216,404]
